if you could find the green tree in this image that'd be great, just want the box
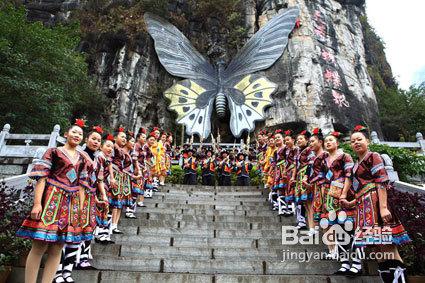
[0,4,107,134]
[377,84,425,141]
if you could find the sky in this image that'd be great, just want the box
[366,0,425,89]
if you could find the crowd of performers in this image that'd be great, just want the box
[15,118,411,283]
[256,127,411,282]
[16,120,175,283]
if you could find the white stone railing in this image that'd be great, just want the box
[0,124,65,158]
[371,131,425,155]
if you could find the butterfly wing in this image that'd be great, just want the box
[221,7,299,82]
[226,75,276,137]
[222,7,299,137]
[164,79,216,139]
[144,13,217,87]
[144,13,218,138]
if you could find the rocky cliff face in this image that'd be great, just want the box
[24,0,382,139]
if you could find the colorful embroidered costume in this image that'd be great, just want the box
[264,145,276,188]
[272,146,285,191]
[109,145,133,209]
[135,142,151,191]
[79,150,108,237]
[17,147,90,243]
[317,152,355,223]
[94,151,110,230]
[150,140,166,177]
[281,146,298,202]
[309,151,328,222]
[351,152,411,246]
[294,146,315,203]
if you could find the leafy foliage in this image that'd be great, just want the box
[388,189,425,275]
[0,181,32,267]
[77,0,247,59]
[340,143,425,182]
[376,85,425,141]
[76,0,170,42]
[0,4,107,134]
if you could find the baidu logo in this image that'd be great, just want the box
[320,210,353,248]
[282,210,353,246]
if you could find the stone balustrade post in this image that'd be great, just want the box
[48,124,60,148]
[0,124,11,154]
[370,131,380,144]
[416,132,425,155]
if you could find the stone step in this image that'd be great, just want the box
[166,185,260,190]
[8,268,381,283]
[91,256,343,275]
[110,234,327,252]
[118,226,282,238]
[134,213,285,223]
[119,219,283,230]
[120,216,297,228]
[145,198,270,206]
[161,190,264,196]
[143,202,271,210]
[144,198,271,207]
[159,196,267,203]
[134,208,276,217]
[92,244,281,260]
[92,244,330,261]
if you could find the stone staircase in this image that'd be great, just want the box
[9,185,381,282]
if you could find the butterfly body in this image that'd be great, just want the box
[145,7,299,139]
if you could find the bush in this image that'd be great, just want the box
[388,189,425,275]
[0,181,32,267]
[340,143,425,182]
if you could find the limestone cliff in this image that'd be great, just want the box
[24,0,386,139]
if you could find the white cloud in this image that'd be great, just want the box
[366,0,425,89]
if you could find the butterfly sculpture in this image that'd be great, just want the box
[144,7,299,139]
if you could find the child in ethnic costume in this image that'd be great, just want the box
[256,130,268,188]
[54,126,109,282]
[109,127,131,234]
[234,152,252,186]
[165,133,173,176]
[263,136,276,190]
[201,148,216,186]
[153,128,167,186]
[134,128,148,207]
[308,128,327,235]
[346,126,411,281]
[294,130,315,230]
[280,130,298,216]
[271,131,286,214]
[94,133,115,244]
[17,120,89,283]
[123,131,141,219]
[315,132,355,262]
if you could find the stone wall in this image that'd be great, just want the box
[23,0,384,139]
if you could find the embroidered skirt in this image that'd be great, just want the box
[16,179,90,243]
[108,167,133,209]
[354,183,411,246]
[295,166,313,203]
